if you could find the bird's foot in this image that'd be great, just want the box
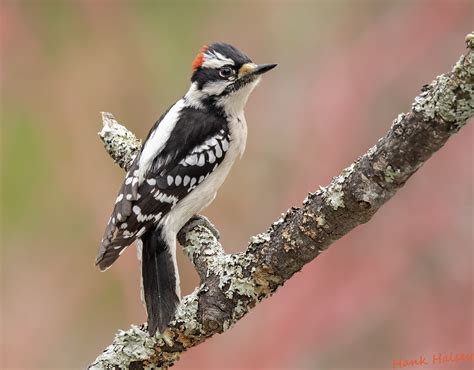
[178,214,220,242]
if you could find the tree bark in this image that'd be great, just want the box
[89,34,474,369]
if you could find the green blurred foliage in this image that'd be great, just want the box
[22,0,88,58]
[1,109,49,231]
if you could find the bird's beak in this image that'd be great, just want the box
[239,63,277,77]
[254,63,278,75]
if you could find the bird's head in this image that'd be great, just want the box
[185,42,276,114]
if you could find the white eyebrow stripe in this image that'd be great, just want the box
[212,51,234,63]
[202,50,235,69]
[202,58,232,69]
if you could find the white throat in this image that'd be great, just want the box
[217,78,260,117]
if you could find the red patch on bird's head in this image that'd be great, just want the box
[192,45,208,71]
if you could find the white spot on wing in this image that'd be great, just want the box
[186,154,198,166]
[215,144,223,158]
[175,175,182,186]
[197,154,205,167]
[183,176,190,186]
[206,137,218,147]
[167,176,173,186]
[147,178,156,186]
[154,192,178,205]
[208,151,216,163]
[221,138,229,151]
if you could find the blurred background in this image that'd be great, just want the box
[1,1,472,369]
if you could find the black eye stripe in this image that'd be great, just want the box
[191,65,238,89]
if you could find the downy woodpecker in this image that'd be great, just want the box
[95,42,276,336]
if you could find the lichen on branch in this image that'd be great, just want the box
[98,112,141,171]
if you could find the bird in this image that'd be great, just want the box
[95,42,276,336]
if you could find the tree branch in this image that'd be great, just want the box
[89,34,474,369]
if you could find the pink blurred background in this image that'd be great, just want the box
[1,1,472,369]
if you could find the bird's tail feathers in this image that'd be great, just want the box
[142,227,180,336]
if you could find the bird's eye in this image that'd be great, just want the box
[219,66,234,79]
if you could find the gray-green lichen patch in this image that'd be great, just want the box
[323,163,355,210]
[384,165,400,183]
[210,254,258,301]
[206,252,232,279]
[99,112,142,170]
[412,47,473,128]
[200,251,260,331]
[173,288,203,336]
[227,276,257,300]
[325,185,344,210]
[89,325,157,369]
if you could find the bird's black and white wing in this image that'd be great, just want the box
[95,108,230,271]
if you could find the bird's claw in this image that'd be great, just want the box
[178,214,220,242]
